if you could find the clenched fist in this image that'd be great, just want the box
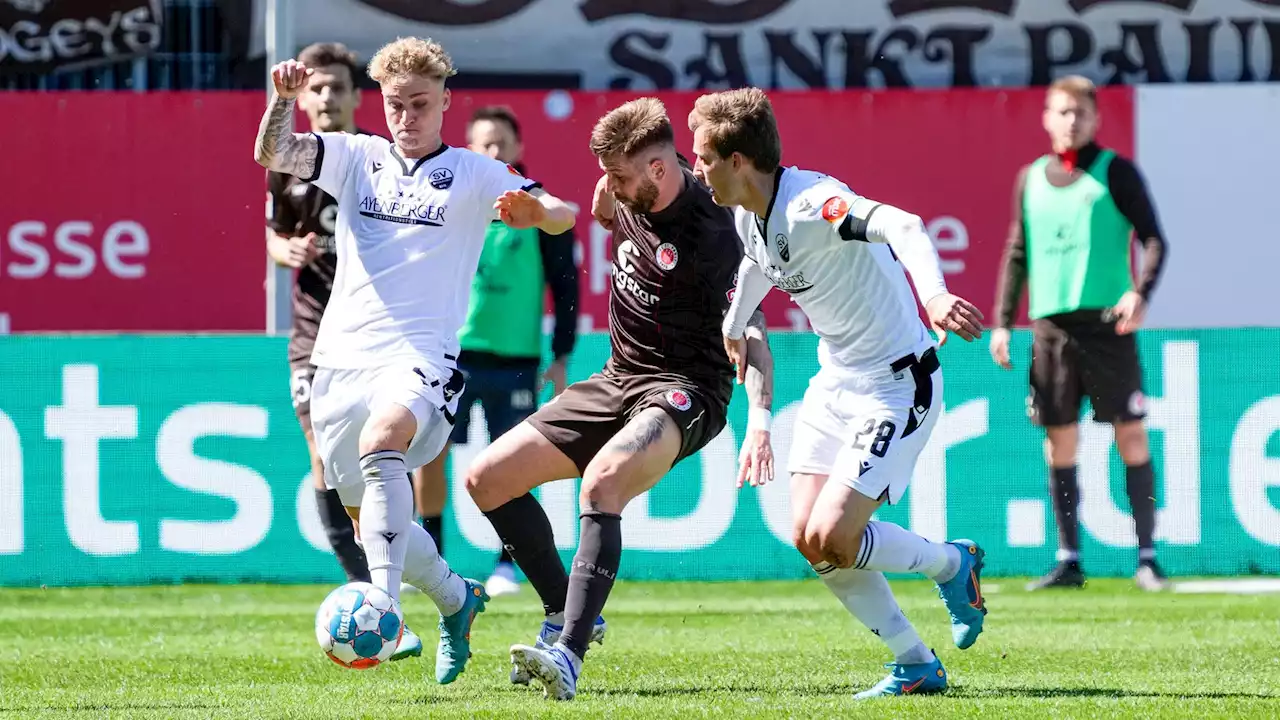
[270,60,313,100]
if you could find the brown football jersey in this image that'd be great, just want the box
[607,170,743,405]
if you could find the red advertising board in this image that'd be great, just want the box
[0,88,1132,332]
[0,92,269,332]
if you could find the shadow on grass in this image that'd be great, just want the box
[402,684,1280,703]
[939,686,1278,701]
[406,683,855,703]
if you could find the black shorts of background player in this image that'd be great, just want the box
[990,76,1170,592]
[266,42,369,583]
[461,98,772,700]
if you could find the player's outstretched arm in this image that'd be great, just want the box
[838,199,949,304]
[254,60,319,178]
[493,187,576,236]
[531,189,577,236]
[837,199,984,344]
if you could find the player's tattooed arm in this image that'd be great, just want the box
[737,309,775,487]
[254,93,318,178]
[743,310,773,411]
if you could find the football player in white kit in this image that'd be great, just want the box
[689,88,988,699]
[254,37,576,684]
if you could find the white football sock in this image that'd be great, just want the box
[855,521,961,582]
[359,450,412,603]
[814,562,935,665]
[402,521,467,616]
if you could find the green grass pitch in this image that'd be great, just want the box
[2,579,1277,719]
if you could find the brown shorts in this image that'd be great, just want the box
[527,367,728,475]
[289,361,316,431]
[1028,312,1147,427]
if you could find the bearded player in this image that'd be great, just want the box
[464,98,773,701]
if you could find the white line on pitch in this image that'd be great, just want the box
[1172,579,1280,595]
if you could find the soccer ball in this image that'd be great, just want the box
[315,582,404,669]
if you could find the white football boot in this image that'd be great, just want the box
[510,642,581,701]
[510,615,606,686]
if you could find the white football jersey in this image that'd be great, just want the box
[734,167,932,373]
[307,133,538,371]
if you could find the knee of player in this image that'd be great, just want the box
[806,522,857,569]
[579,465,628,515]
[1114,421,1150,462]
[1043,428,1078,466]
[462,462,491,503]
[818,534,856,569]
[357,408,416,457]
[463,455,509,511]
[793,527,824,564]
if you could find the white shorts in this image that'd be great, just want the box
[310,361,463,507]
[787,347,943,505]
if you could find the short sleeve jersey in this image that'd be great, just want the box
[305,132,538,371]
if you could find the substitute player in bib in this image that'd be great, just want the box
[253,37,576,684]
[990,76,1169,592]
[464,98,771,701]
[691,88,988,699]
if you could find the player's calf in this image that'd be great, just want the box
[357,405,420,602]
[467,423,582,619]
[552,409,680,688]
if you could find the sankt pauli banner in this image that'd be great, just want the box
[243,0,1280,89]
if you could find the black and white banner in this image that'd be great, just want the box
[244,0,1280,89]
[0,0,163,75]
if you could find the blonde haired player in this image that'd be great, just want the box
[689,88,987,698]
[254,36,576,684]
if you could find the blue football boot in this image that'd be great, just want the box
[935,539,987,649]
[854,656,948,699]
[435,579,489,684]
